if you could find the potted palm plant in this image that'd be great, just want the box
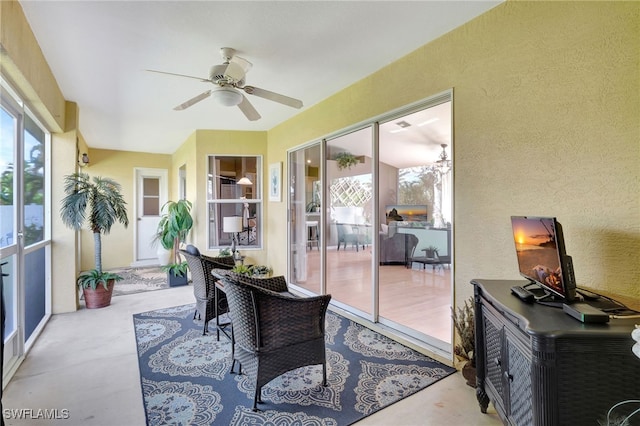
[60,172,129,308]
[155,199,193,286]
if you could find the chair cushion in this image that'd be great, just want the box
[186,244,200,256]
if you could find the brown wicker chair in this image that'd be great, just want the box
[179,245,234,335]
[221,276,331,411]
[224,272,289,293]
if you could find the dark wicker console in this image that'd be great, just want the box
[472,279,640,425]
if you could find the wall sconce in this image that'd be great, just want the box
[78,153,90,167]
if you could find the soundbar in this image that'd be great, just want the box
[563,303,609,323]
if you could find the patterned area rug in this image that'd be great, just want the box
[133,304,455,425]
[111,266,169,297]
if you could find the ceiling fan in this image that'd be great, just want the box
[147,47,303,121]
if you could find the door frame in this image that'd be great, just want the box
[132,168,168,266]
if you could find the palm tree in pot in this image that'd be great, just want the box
[60,172,129,308]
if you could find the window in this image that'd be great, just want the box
[207,155,262,249]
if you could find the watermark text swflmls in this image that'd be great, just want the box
[3,408,70,420]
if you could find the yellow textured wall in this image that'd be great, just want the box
[80,149,172,271]
[5,0,639,315]
[193,130,269,264]
[0,0,65,132]
[269,1,640,304]
[50,102,81,313]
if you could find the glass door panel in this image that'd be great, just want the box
[326,127,373,315]
[1,98,20,380]
[23,114,48,347]
[2,82,51,384]
[377,101,453,344]
[288,144,321,294]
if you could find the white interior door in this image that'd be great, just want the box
[134,168,168,265]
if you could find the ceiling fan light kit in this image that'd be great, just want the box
[148,47,303,120]
[212,86,242,106]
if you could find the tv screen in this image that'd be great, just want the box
[511,216,576,302]
[385,205,428,223]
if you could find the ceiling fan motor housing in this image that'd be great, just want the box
[209,64,244,86]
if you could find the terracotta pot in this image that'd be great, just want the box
[462,361,477,388]
[82,280,114,309]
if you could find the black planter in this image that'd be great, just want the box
[167,271,188,287]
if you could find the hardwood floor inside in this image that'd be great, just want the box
[291,245,452,345]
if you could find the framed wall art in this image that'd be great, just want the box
[268,162,282,202]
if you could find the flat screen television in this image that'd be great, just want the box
[511,216,576,303]
[385,205,428,223]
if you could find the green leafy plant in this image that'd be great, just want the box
[335,152,359,170]
[219,248,232,257]
[451,297,475,364]
[232,264,252,276]
[76,269,123,290]
[154,199,193,266]
[60,172,129,288]
[162,261,188,277]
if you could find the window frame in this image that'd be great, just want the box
[207,155,263,250]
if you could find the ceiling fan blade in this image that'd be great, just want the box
[237,95,261,121]
[242,85,303,109]
[230,55,253,74]
[173,90,212,111]
[146,69,210,82]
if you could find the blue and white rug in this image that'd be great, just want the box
[133,304,455,425]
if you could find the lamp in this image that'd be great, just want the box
[633,325,640,360]
[237,176,253,185]
[223,216,243,256]
[78,153,90,167]
[211,86,242,107]
[434,144,451,175]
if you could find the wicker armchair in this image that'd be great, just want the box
[222,277,331,411]
[224,272,289,293]
[179,245,234,335]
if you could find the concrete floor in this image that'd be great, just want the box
[2,285,501,425]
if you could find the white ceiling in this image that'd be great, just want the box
[19,1,501,155]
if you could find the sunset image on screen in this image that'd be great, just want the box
[511,217,563,293]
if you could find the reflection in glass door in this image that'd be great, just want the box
[325,127,373,316]
[286,93,453,355]
[377,101,453,346]
[288,144,321,295]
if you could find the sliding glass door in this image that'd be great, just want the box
[288,143,321,295]
[1,82,51,386]
[325,127,373,317]
[287,92,453,354]
[377,101,453,346]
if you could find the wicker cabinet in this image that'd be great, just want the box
[481,300,533,424]
[472,279,640,426]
